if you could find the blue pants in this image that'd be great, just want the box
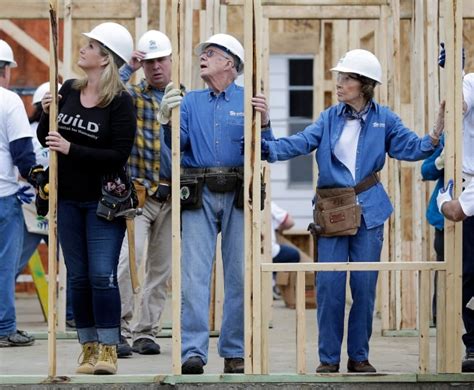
[58,200,125,345]
[0,195,24,336]
[181,186,244,364]
[316,218,383,364]
[273,244,300,264]
[463,216,474,352]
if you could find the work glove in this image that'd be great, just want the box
[155,183,171,202]
[239,137,270,160]
[156,82,183,125]
[434,148,445,170]
[16,185,34,204]
[438,42,465,70]
[437,179,454,214]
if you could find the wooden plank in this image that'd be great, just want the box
[295,271,306,374]
[442,0,463,374]
[261,261,446,272]
[419,270,430,373]
[56,252,66,332]
[251,0,263,374]
[160,0,167,33]
[243,0,254,374]
[47,0,59,378]
[0,0,140,19]
[436,270,447,372]
[261,270,272,374]
[225,0,389,5]
[170,0,183,375]
[263,6,382,20]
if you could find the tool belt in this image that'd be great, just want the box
[180,167,266,210]
[313,172,380,237]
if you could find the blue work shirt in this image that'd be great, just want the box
[166,82,272,168]
[421,137,445,231]
[266,101,439,229]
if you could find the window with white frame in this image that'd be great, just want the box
[288,58,313,186]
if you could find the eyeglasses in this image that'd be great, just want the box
[336,73,360,84]
[201,48,231,60]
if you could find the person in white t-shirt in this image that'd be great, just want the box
[438,179,474,221]
[0,39,47,347]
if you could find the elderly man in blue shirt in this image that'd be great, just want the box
[262,49,444,374]
[161,33,272,375]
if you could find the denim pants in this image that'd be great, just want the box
[0,195,24,336]
[117,196,171,341]
[58,199,125,345]
[316,218,384,364]
[181,185,244,364]
[463,216,474,352]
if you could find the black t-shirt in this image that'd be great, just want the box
[37,79,137,201]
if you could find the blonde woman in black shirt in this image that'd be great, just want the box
[38,22,136,375]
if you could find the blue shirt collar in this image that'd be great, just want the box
[207,81,237,102]
[336,99,377,116]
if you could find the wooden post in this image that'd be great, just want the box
[443,0,463,374]
[244,0,263,375]
[418,270,430,373]
[170,0,183,375]
[47,0,59,379]
[295,271,306,374]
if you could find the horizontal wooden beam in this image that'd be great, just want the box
[263,5,382,19]
[1,0,140,19]
[224,0,388,5]
[262,261,446,272]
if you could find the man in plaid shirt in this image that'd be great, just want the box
[116,30,176,357]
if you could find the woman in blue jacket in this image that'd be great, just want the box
[263,49,444,373]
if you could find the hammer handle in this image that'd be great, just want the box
[125,218,140,294]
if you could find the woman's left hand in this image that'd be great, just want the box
[45,131,71,155]
[251,94,270,127]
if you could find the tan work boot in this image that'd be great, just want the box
[76,342,99,375]
[94,344,118,375]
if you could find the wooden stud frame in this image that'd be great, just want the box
[0,0,466,380]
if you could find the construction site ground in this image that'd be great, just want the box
[1,295,474,389]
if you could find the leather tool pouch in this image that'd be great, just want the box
[205,173,238,193]
[133,180,147,209]
[235,174,266,210]
[315,187,361,237]
[180,175,204,210]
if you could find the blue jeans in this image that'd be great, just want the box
[0,195,24,336]
[16,227,74,321]
[316,218,383,364]
[273,244,300,264]
[181,186,244,364]
[58,200,125,345]
[463,216,474,352]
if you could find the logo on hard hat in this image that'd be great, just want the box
[148,40,158,50]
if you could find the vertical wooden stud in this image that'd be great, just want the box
[171,0,183,375]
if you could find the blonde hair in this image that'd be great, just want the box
[73,45,127,108]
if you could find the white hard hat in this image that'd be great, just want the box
[194,33,244,74]
[0,39,17,68]
[32,82,62,105]
[83,22,133,64]
[137,30,172,60]
[330,49,382,84]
